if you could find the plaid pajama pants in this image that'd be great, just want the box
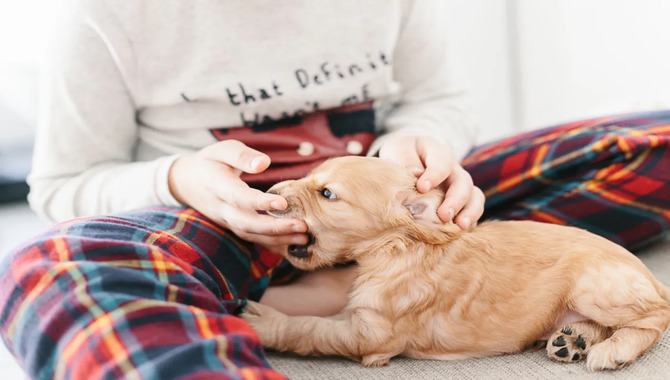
[2,111,669,379]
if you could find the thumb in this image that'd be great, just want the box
[204,140,271,174]
[245,154,271,174]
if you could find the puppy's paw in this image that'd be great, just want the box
[361,353,392,367]
[241,300,275,317]
[547,321,612,366]
[240,301,285,348]
[546,326,588,363]
[585,339,635,371]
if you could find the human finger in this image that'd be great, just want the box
[232,230,309,248]
[208,169,287,211]
[415,140,455,193]
[201,140,271,174]
[436,166,474,223]
[453,186,485,230]
[219,204,307,235]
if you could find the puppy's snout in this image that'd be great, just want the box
[266,180,302,219]
[267,180,294,196]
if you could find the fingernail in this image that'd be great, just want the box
[250,156,264,170]
[292,224,306,233]
[291,236,306,244]
[461,217,471,229]
[270,200,282,210]
[423,180,431,191]
[409,166,424,175]
[447,208,454,221]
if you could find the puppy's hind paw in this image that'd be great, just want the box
[546,327,588,363]
[546,321,611,365]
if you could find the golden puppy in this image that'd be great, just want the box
[241,156,670,370]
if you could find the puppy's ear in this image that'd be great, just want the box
[401,189,443,225]
[397,188,458,244]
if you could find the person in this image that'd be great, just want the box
[1,1,669,379]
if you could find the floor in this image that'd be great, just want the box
[0,202,50,380]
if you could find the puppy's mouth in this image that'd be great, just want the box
[287,233,315,259]
[264,191,313,258]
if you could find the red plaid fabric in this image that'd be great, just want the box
[0,208,287,379]
[464,110,670,250]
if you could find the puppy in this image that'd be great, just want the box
[241,156,670,370]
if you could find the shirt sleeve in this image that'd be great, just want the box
[28,1,182,222]
[369,0,477,162]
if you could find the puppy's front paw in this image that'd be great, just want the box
[240,301,285,349]
[241,300,275,317]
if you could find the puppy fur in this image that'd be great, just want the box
[241,156,670,370]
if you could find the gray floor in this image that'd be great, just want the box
[1,202,669,379]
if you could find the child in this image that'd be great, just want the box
[2,1,669,379]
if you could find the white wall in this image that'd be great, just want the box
[444,0,516,144]
[511,0,670,131]
[447,0,670,141]
[0,0,57,149]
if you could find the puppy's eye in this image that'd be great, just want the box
[320,188,337,200]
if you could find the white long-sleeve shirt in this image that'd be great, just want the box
[29,0,475,222]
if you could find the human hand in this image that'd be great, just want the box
[168,140,309,253]
[378,135,485,230]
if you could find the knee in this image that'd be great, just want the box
[0,230,72,317]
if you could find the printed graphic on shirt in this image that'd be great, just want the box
[210,101,376,190]
[181,51,391,132]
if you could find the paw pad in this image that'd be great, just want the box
[547,328,589,363]
[561,327,573,335]
[552,336,566,347]
[554,347,569,358]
